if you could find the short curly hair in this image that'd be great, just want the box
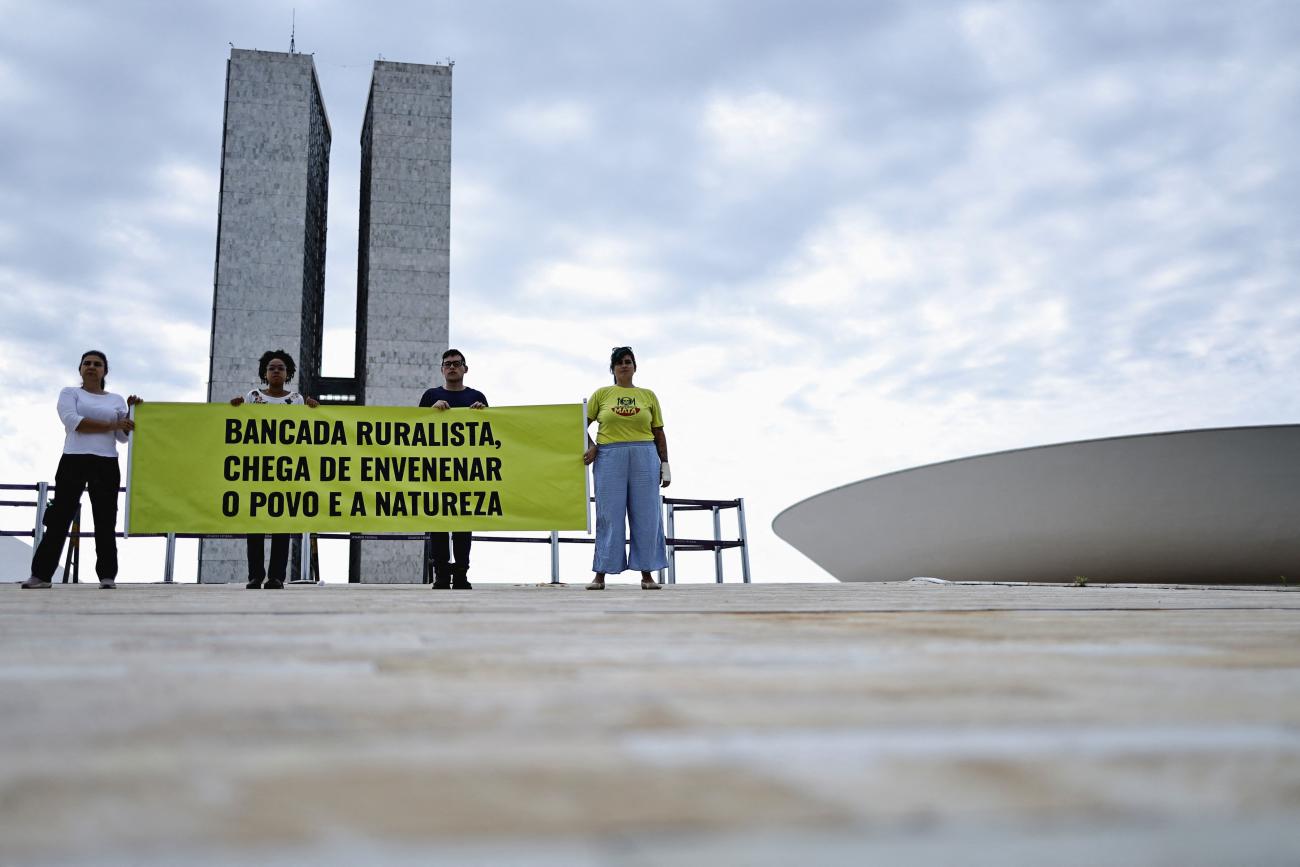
[257,349,297,384]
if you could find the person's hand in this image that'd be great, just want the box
[583,445,598,465]
[305,397,320,408]
[126,395,143,406]
[230,396,244,406]
[117,417,135,433]
[432,400,450,410]
[470,401,486,409]
[660,462,671,488]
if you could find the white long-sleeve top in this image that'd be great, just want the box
[57,386,128,458]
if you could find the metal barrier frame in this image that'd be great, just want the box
[3,484,751,584]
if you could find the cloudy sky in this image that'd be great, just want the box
[1,0,1297,582]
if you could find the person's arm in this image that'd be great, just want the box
[304,397,320,408]
[61,390,133,435]
[75,416,130,433]
[653,426,670,487]
[652,427,668,463]
[583,420,599,465]
[116,395,144,443]
[57,389,82,433]
[582,391,600,464]
[113,396,129,443]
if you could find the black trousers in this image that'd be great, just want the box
[246,534,291,583]
[430,531,472,568]
[31,454,121,582]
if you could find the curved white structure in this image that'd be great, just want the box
[774,425,1300,583]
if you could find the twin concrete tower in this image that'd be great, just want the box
[202,49,451,583]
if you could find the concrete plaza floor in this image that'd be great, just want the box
[2,580,1299,865]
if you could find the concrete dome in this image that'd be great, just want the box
[773,425,1300,583]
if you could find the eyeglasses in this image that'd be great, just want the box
[441,360,466,369]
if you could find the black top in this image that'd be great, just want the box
[418,386,489,408]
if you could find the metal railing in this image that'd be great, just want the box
[664,497,751,584]
[3,483,751,584]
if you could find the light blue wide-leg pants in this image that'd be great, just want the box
[592,441,667,574]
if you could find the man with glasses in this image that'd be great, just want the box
[418,348,488,588]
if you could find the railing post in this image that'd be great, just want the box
[34,481,49,547]
[550,531,560,584]
[64,502,82,583]
[666,502,677,585]
[422,533,433,584]
[712,505,723,583]
[736,498,751,584]
[163,533,176,583]
[299,533,312,583]
[657,498,667,584]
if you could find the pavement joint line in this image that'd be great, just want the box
[8,608,1300,619]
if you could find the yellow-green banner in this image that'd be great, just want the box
[126,403,589,534]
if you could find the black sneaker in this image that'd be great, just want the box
[431,580,451,589]
[246,580,262,590]
[451,580,473,590]
[264,579,284,590]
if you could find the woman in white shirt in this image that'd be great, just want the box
[23,351,141,589]
[230,350,319,589]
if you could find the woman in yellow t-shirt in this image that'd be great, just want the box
[582,346,671,589]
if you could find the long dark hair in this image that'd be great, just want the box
[257,349,297,384]
[609,346,636,382]
[81,350,109,385]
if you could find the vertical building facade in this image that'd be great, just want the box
[352,60,453,583]
[202,48,331,583]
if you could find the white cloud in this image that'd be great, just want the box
[699,89,828,178]
[146,162,219,228]
[0,56,32,107]
[960,1,1053,83]
[322,327,356,378]
[96,220,165,264]
[772,211,917,310]
[517,234,667,304]
[501,99,595,144]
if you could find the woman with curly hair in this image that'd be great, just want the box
[230,349,319,589]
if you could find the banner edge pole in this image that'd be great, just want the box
[581,400,591,535]
[123,402,136,538]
